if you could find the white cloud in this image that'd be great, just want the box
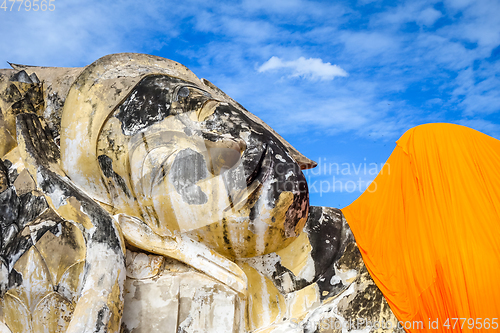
[257,56,348,80]
[417,7,442,26]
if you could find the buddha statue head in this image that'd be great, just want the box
[60,53,316,258]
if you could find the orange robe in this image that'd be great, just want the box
[342,123,500,332]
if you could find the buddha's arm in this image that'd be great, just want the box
[16,114,126,333]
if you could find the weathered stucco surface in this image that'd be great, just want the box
[0,54,400,332]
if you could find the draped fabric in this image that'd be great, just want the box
[342,123,500,332]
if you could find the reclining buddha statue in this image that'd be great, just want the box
[1,52,458,332]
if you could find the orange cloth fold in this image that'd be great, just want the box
[342,123,500,332]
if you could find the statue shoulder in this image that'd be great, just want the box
[239,206,359,296]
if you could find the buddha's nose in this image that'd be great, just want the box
[202,132,246,175]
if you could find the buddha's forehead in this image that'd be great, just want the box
[114,74,201,136]
[113,74,264,139]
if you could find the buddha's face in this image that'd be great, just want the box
[98,75,309,258]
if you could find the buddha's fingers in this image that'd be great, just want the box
[116,213,248,296]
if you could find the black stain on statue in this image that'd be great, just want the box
[169,148,208,205]
[0,159,64,294]
[98,155,132,198]
[307,207,343,277]
[116,75,183,136]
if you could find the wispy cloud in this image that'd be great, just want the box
[2,0,498,143]
[370,2,443,28]
[0,0,179,67]
[257,56,348,80]
[458,118,500,137]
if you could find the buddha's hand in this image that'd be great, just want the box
[116,213,248,296]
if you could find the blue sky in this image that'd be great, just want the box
[1,0,499,208]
